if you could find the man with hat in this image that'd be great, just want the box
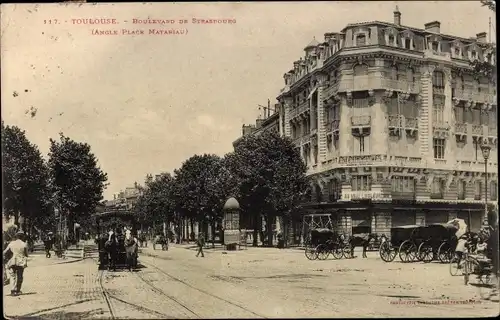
[3,230,29,296]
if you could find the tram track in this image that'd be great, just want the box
[140,258,267,318]
[98,269,174,319]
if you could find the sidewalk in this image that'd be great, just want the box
[3,258,109,319]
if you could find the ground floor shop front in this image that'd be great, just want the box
[294,201,485,243]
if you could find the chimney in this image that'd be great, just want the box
[393,6,401,26]
[476,32,487,43]
[424,21,441,33]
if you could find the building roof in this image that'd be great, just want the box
[305,37,320,50]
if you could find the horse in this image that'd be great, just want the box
[347,233,377,258]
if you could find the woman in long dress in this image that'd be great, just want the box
[3,231,29,296]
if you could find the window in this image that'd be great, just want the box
[356,34,366,46]
[391,176,416,194]
[471,51,477,60]
[491,182,498,201]
[388,35,395,46]
[454,106,465,123]
[333,135,339,150]
[351,175,371,191]
[433,103,444,124]
[455,48,460,57]
[359,136,365,153]
[315,185,323,202]
[354,136,369,155]
[432,41,439,51]
[432,71,445,90]
[474,139,480,161]
[313,145,318,164]
[405,38,411,49]
[328,179,341,202]
[458,180,466,200]
[431,178,444,199]
[433,138,445,159]
[472,109,481,125]
[474,181,482,200]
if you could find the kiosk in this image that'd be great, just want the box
[223,197,240,250]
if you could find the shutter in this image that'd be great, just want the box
[391,211,416,227]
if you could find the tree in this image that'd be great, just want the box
[134,172,175,233]
[48,133,108,241]
[1,122,52,233]
[225,131,308,247]
[172,154,236,245]
[480,0,496,11]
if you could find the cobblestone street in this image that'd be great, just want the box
[3,244,499,318]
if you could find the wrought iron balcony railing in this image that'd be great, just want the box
[455,123,467,134]
[382,79,420,94]
[404,118,418,129]
[388,114,402,127]
[391,191,416,200]
[471,124,483,135]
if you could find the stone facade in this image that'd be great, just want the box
[276,8,497,239]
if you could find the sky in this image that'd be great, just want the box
[0,1,494,200]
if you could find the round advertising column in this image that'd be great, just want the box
[223,197,240,251]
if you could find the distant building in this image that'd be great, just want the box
[233,102,280,148]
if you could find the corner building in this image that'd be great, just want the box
[276,8,498,241]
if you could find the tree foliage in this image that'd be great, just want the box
[48,133,108,234]
[480,0,496,11]
[172,154,236,235]
[225,131,308,246]
[1,121,52,230]
[134,172,175,227]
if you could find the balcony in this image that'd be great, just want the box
[351,115,371,136]
[388,114,402,136]
[455,123,467,142]
[453,90,497,106]
[471,124,484,140]
[323,82,340,101]
[391,191,416,201]
[432,121,450,138]
[424,49,451,62]
[382,79,420,94]
[403,118,419,137]
[338,76,382,93]
[289,101,310,119]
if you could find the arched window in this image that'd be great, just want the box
[356,34,366,46]
[353,64,368,76]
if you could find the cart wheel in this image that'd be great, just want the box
[379,241,396,262]
[418,243,433,263]
[305,245,317,260]
[437,242,452,264]
[449,254,462,276]
[398,240,412,263]
[342,245,353,259]
[331,246,343,259]
[317,244,329,260]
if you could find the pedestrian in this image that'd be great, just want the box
[105,231,117,271]
[196,232,205,257]
[3,230,29,296]
[43,232,54,258]
[124,230,137,271]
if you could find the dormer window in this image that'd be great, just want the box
[356,34,366,46]
[471,51,477,60]
[455,48,460,57]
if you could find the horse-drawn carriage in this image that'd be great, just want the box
[94,210,139,270]
[153,234,168,251]
[304,228,347,260]
[380,223,461,263]
[416,223,459,263]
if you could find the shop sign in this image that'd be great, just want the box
[341,191,384,201]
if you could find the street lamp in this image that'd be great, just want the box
[481,143,491,226]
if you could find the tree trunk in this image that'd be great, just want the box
[282,216,289,248]
[252,213,258,247]
[267,214,274,247]
[211,220,215,248]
